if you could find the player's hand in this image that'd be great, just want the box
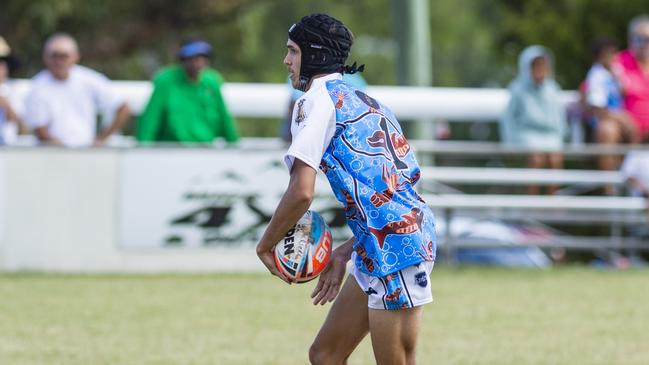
[256,245,291,285]
[311,253,347,305]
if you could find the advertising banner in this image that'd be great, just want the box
[119,149,350,249]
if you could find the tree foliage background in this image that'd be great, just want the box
[2,0,649,88]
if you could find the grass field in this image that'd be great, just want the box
[0,267,648,365]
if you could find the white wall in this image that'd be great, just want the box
[0,148,264,272]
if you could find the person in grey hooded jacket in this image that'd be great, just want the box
[500,45,567,194]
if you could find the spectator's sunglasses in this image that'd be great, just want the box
[632,34,649,45]
[46,51,72,60]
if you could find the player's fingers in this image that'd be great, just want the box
[273,268,292,284]
[315,282,332,305]
[326,283,340,302]
[313,282,330,305]
[265,261,291,284]
[311,279,324,298]
[260,252,290,284]
[320,284,338,305]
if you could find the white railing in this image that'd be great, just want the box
[7,79,579,120]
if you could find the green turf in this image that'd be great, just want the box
[0,267,647,365]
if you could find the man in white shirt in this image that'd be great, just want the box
[24,33,130,147]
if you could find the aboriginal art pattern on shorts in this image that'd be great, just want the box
[320,79,437,277]
[381,270,411,310]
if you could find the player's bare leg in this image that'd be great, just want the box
[309,275,369,365]
[368,306,424,365]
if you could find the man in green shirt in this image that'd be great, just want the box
[137,39,239,144]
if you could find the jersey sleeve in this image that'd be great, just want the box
[284,89,336,172]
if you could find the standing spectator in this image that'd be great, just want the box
[614,15,649,142]
[585,38,639,194]
[136,39,239,144]
[500,45,567,195]
[0,36,22,145]
[24,33,130,147]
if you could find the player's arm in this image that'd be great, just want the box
[256,158,317,283]
[311,237,354,305]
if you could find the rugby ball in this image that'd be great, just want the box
[274,210,332,283]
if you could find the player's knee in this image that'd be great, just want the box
[309,342,347,365]
[308,342,329,365]
[403,342,417,364]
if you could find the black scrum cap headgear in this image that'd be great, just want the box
[288,13,364,91]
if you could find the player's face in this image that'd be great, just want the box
[284,39,301,89]
[630,22,649,62]
[44,39,79,80]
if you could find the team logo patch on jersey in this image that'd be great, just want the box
[415,272,428,287]
[295,99,306,125]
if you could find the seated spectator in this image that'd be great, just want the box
[136,39,239,144]
[500,45,567,195]
[584,37,639,194]
[0,36,22,145]
[280,72,367,143]
[24,33,130,147]
[613,15,649,142]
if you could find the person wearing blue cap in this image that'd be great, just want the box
[137,39,239,144]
